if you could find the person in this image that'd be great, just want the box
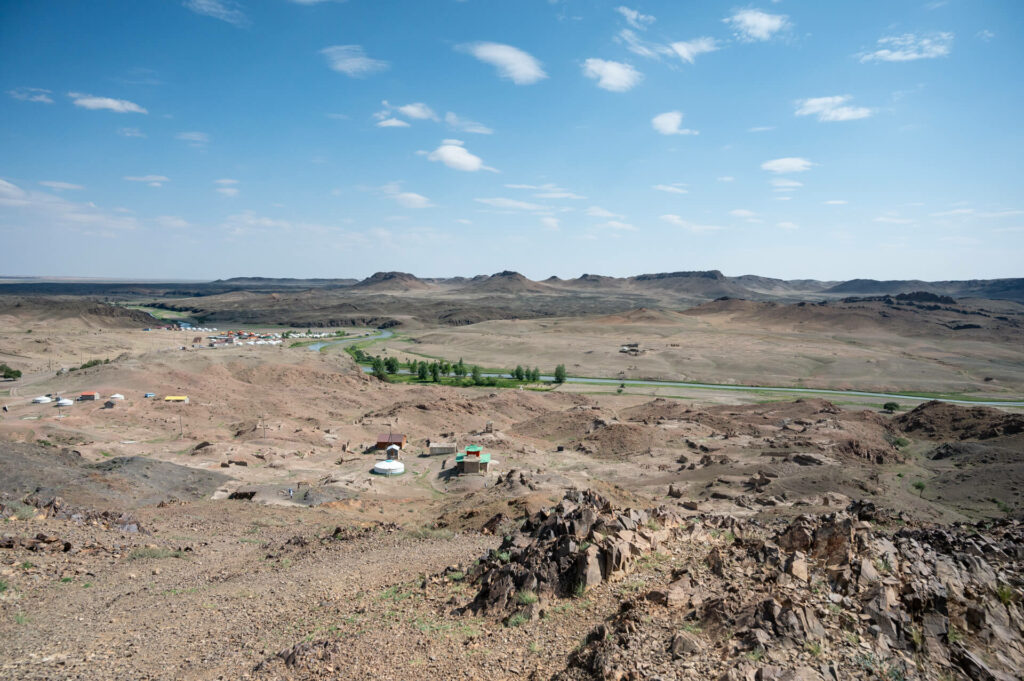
[2,404,8,413]
[288,488,293,499]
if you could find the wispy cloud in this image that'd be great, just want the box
[540,216,560,230]
[506,183,584,200]
[321,45,389,77]
[671,37,719,64]
[382,182,433,209]
[395,102,437,120]
[585,206,624,219]
[771,178,803,192]
[118,127,146,138]
[795,95,873,122]
[582,59,643,92]
[616,6,655,30]
[602,220,637,231]
[824,199,848,205]
[0,179,138,234]
[422,139,497,172]
[183,0,248,27]
[124,175,170,187]
[475,197,546,211]
[215,178,239,197]
[459,42,547,85]
[729,209,756,218]
[859,32,953,63]
[445,112,493,135]
[651,110,697,135]
[176,131,210,147]
[761,157,813,173]
[38,181,84,191]
[653,183,688,194]
[724,9,790,42]
[661,214,723,232]
[376,118,410,128]
[8,87,53,104]
[748,126,774,132]
[873,216,914,224]
[776,221,799,230]
[68,92,147,114]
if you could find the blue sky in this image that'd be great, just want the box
[1,0,1021,281]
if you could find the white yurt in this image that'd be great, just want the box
[110,393,125,400]
[373,459,405,476]
[32,396,52,404]
[56,398,74,407]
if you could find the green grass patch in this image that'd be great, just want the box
[516,591,538,605]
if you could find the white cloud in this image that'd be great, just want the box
[616,6,655,30]
[725,9,790,42]
[38,181,84,191]
[824,200,848,205]
[771,178,803,191]
[396,102,437,120]
[424,139,496,172]
[68,92,147,114]
[660,214,723,232]
[176,131,210,146]
[617,29,672,60]
[795,95,873,122]
[0,179,139,233]
[183,0,248,26]
[930,208,974,217]
[154,215,190,229]
[761,157,813,173]
[118,127,146,138]
[475,197,546,211]
[859,32,954,63]
[603,220,637,231]
[776,221,799,230]
[977,29,995,42]
[8,87,53,104]
[978,209,1024,218]
[729,209,756,218]
[583,59,643,92]
[651,110,697,135]
[379,182,433,209]
[507,183,583,199]
[748,126,774,132]
[445,112,493,135]
[321,45,389,77]
[717,176,735,182]
[124,175,170,187]
[541,216,560,230]
[586,206,624,219]
[671,37,719,64]
[654,183,688,194]
[459,42,546,85]
[376,117,410,128]
[215,178,239,185]
[217,187,239,197]
[873,216,914,224]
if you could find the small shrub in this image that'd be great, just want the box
[496,551,511,564]
[14,612,29,625]
[60,577,73,584]
[0,579,7,592]
[406,527,454,540]
[996,584,1015,606]
[20,561,35,570]
[506,612,528,628]
[744,647,765,662]
[947,626,963,644]
[516,591,538,605]
[447,571,464,582]
[912,481,926,497]
[806,641,823,657]
[572,580,586,598]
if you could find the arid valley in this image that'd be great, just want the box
[1,272,1023,681]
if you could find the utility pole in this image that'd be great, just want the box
[178,413,183,439]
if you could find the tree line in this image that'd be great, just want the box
[367,355,567,386]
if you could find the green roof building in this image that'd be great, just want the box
[455,445,491,474]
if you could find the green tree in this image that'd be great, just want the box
[407,359,418,372]
[531,367,540,381]
[883,402,900,413]
[913,481,926,498]
[417,362,429,381]
[440,360,451,376]
[471,365,483,385]
[513,365,525,381]
[454,358,466,378]
[0,364,22,380]
[384,356,400,374]
[430,362,441,382]
[371,357,388,382]
[554,364,567,384]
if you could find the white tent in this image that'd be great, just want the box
[373,459,405,476]
[110,393,125,400]
[56,398,74,407]
[32,396,52,404]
